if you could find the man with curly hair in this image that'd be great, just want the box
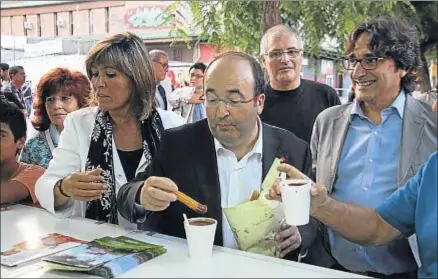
[309,16,437,277]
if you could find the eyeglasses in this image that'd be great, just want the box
[46,95,75,106]
[190,73,204,79]
[206,95,260,108]
[343,56,385,71]
[263,48,302,60]
[154,61,169,71]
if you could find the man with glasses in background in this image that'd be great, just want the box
[309,16,437,277]
[168,62,207,123]
[118,52,318,261]
[150,49,172,110]
[260,24,340,144]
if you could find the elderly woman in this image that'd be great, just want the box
[19,68,91,169]
[35,33,184,228]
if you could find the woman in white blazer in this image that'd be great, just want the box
[35,33,184,229]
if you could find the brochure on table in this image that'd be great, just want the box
[1,233,86,267]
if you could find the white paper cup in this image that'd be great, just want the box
[184,217,217,259]
[280,179,311,226]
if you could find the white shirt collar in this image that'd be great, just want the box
[213,118,263,158]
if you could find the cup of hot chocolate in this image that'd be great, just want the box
[184,217,217,259]
[188,219,215,226]
[280,179,311,225]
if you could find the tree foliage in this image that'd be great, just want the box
[163,1,437,90]
[164,1,407,56]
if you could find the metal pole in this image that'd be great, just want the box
[13,39,15,63]
[76,4,80,55]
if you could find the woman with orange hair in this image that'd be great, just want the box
[19,68,91,168]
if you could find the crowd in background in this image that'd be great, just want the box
[0,15,437,279]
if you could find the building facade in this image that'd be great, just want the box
[0,1,218,64]
[1,1,348,94]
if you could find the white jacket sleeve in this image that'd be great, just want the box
[35,113,84,218]
[167,87,195,106]
[157,108,185,129]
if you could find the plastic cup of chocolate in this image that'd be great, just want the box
[184,217,217,259]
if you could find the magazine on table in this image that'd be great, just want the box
[43,235,166,278]
[1,233,86,267]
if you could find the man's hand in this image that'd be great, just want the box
[140,176,178,211]
[277,163,311,180]
[266,163,312,201]
[266,163,330,216]
[62,168,107,201]
[307,182,330,216]
[267,178,282,201]
[275,223,302,258]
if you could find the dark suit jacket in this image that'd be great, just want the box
[117,119,317,259]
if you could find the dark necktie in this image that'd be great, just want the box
[157,84,167,110]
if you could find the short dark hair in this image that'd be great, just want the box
[0,99,26,141]
[346,16,421,93]
[32,67,91,132]
[189,62,207,73]
[0,63,9,71]
[205,52,265,96]
[8,65,24,79]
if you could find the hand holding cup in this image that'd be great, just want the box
[266,163,330,216]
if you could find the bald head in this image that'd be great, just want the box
[260,24,303,55]
[204,52,266,149]
[260,25,303,90]
[205,52,265,96]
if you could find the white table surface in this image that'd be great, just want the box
[1,205,370,278]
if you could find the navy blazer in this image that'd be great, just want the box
[117,119,317,258]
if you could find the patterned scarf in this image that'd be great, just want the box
[85,109,164,224]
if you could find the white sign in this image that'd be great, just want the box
[321,60,333,75]
[302,58,309,66]
[1,35,27,50]
[24,39,63,58]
